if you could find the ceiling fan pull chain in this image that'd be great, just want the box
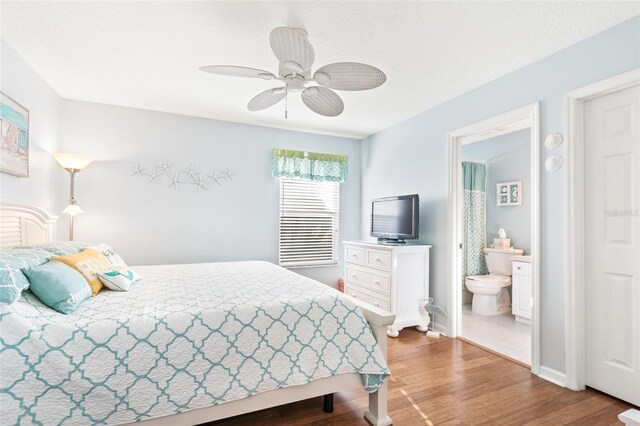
[285,88,288,119]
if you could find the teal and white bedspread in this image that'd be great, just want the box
[0,261,389,425]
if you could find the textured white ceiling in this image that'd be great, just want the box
[2,1,638,139]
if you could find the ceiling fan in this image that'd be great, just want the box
[200,27,387,118]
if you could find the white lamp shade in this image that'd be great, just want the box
[63,204,83,216]
[53,152,93,170]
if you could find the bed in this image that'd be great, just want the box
[0,202,395,425]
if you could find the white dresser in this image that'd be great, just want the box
[343,241,431,337]
[511,256,532,324]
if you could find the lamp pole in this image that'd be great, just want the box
[52,152,93,241]
[66,168,80,241]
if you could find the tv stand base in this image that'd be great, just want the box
[377,238,406,245]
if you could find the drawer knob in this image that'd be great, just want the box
[374,281,380,286]
[375,258,382,263]
[351,274,358,280]
[374,302,380,308]
[352,253,358,258]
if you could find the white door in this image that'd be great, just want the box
[584,83,640,405]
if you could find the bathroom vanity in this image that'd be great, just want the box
[511,256,532,323]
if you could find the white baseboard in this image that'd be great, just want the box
[538,365,567,387]
[431,321,448,336]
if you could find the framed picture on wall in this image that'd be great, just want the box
[496,181,522,206]
[0,92,29,177]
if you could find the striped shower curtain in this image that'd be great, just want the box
[462,161,487,288]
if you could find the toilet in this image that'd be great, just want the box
[465,247,524,316]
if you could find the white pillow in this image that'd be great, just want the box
[88,243,127,268]
[97,268,140,291]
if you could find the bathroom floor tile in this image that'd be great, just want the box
[461,304,531,365]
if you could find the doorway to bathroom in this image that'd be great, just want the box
[446,104,540,374]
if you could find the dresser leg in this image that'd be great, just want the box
[386,328,400,338]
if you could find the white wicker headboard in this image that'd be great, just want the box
[0,201,58,247]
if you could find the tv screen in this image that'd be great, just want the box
[371,194,419,243]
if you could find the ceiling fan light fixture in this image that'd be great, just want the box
[258,73,274,80]
[314,72,330,86]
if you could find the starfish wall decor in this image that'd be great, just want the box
[131,161,236,193]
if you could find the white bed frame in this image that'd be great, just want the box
[0,201,395,426]
[0,201,58,247]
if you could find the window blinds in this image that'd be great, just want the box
[279,178,339,267]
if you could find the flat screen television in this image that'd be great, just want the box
[370,194,419,244]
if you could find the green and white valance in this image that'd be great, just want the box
[272,149,348,183]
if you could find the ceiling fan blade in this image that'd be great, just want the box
[247,87,287,111]
[200,65,275,80]
[269,27,315,72]
[314,62,386,91]
[301,87,344,117]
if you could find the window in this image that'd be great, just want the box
[279,178,339,267]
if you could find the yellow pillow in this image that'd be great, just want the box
[52,249,112,296]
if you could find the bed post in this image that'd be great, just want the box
[323,394,334,413]
[364,323,393,426]
[346,296,395,426]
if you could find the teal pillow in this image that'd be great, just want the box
[23,261,91,314]
[0,248,52,304]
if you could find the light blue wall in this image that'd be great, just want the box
[360,17,640,373]
[0,40,65,227]
[1,36,359,287]
[58,100,361,287]
[463,129,531,254]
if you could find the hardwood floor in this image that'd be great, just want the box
[208,328,633,425]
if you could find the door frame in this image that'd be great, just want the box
[446,103,541,375]
[564,68,640,391]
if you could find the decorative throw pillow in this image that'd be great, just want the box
[23,261,91,314]
[97,268,140,291]
[87,243,127,268]
[0,248,52,304]
[52,249,112,296]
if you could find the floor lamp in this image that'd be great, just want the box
[53,153,93,241]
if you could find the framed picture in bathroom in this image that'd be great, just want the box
[496,181,522,206]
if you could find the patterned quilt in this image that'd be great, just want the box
[0,261,389,425]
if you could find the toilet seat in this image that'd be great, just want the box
[465,248,520,316]
[465,274,510,287]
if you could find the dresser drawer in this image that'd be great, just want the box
[512,261,531,277]
[345,266,391,296]
[366,248,392,271]
[345,283,391,311]
[345,246,366,265]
